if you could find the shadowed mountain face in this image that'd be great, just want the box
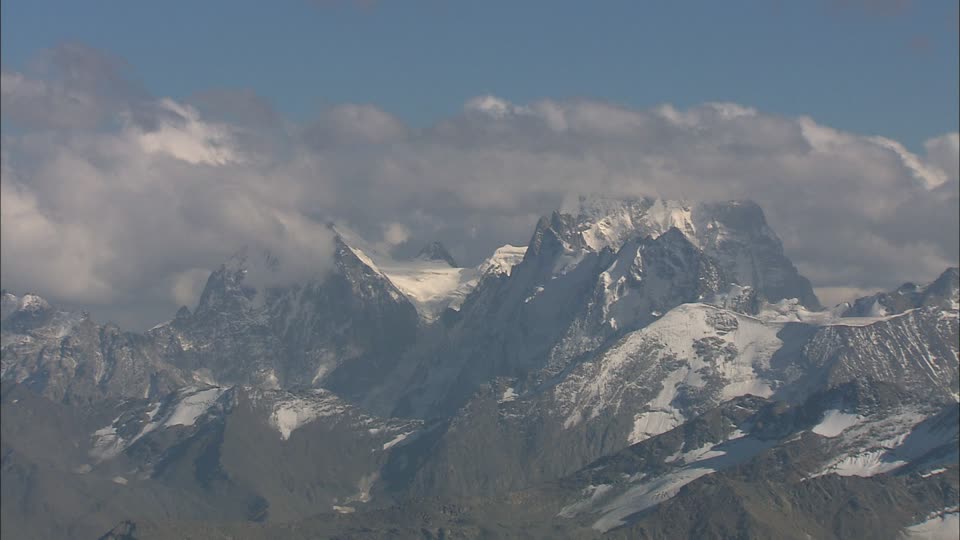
[416,241,459,268]
[842,267,959,317]
[148,234,420,399]
[2,198,956,539]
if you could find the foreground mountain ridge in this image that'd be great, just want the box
[2,196,957,539]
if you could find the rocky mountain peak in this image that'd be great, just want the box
[2,292,52,314]
[194,260,256,315]
[1,292,57,331]
[590,227,728,332]
[694,200,821,309]
[927,266,959,307]
[520,196,818,308]
[174,305,192,320]
[415,241,458,267]
[525,211,584,260]
[843,266,960,317]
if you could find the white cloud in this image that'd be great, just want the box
[302,104,407,148]
[1,66,336,327]
[0,156,113,302]
[869,135,949,189]
[1,54,957,328]
[134,99,240,165]
[0,71,101,129]
[924,133,960,182]
[464,94,529,118]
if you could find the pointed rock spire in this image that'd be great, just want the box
[416,241,459,267]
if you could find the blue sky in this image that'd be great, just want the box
[2,0,957,151]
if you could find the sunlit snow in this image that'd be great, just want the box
[382,431,412,450]
[902,509,960,539]
[812,410,863,438]
[269,390,348,440]
[165,387,225,427]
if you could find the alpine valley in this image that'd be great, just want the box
[2,196,957,539]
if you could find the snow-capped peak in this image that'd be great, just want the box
[15,293,51,313]
[567,195,697,252]
[476,244,527,277]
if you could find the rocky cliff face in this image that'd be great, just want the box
[1,292,189,405]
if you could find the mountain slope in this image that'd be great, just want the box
[377,287,958,502]
[1,196,956,540]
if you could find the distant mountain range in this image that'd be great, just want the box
[2,196,957,539]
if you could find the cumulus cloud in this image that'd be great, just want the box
[133,99,240,165]
[924,133,960,181]
[1,71,102,129]
[1,44,957,328]
[1,46,339,327]
[302,104,407,148]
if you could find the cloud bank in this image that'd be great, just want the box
[2,44,957,328]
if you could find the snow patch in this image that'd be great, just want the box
[310,365,331,385]
[814,449,907,478]
[379,261,473,319]
[524,286,545,304]
[592,467,715,532]
[348,246,382,274]
[477,244,527,277]
[811,408,953,479]
[558,484,613,517]
[165,387,225,427]
[382,431,412,450]
[17,293,50,312]
[346,472,378,504]
[367,244,525,320]
[588,436,775,532]
[902,510,960,539]
[812,410,863,438]
[148,320,172,332]
[676,442,727,464]
[90,388,220,461]
[557,303,781,444]
[269,390,348,441]
[920,468,948,479]
[90,424,123,461]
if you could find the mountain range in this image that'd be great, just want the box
[2,195,957,539]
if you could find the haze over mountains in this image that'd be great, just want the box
[2,196,957,539]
